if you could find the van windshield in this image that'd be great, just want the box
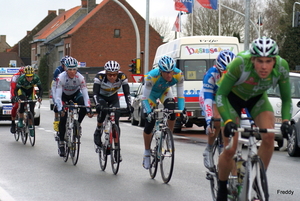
[181,60,208,81]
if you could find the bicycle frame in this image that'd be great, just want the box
[15,100,37,146]
[62,101,89,165]
[97,107,126,175]
[227,125,281,200]
[149,108,182,183]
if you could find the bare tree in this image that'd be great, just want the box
[150,17,174,42]
[182,0,264,43]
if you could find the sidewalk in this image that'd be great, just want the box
[173,126,208,144]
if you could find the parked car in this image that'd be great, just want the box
[118,82,140,118]
[0,76,41,125]
[241,72,300,149]
[288,101,300,156]
[131,83,165,127]
[131,83,146,126]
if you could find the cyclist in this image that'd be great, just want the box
[14,66,43,136]
[55,56,92,157]
[51,55,69,132]
[199,50,236,169]
[93,60,132,160]
[142,55,185,169]
[215,36,292,200]
[10,67,25,133]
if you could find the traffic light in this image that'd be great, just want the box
[136,58,141,74]
[129,59,136,74]
[294,11,300,27]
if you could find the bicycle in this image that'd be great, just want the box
[57,101,90,166]
[205,118,223,199]
[15,100,37,146]
[149,108,182,184]
[95,107,126,175]
[206,117,281,201]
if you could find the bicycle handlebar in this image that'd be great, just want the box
[225,127,282,150]
[64,104,91,108]
[234,127,281,134]
[20,100,37,103]
[153,109,182,113]
[101,107,128,112]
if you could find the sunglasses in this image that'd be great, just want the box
[107,73,118,77]
[26,76,33,78]
[67,68,77,71]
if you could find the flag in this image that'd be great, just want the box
[194,0,218,10]
[172,12,181,32]
[174,0,193,13]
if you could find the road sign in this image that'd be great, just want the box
[131,74,144,83]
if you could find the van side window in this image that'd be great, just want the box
[183,60,207,81]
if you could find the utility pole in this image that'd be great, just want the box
[244,0,250,50]
[144,0,149,74]
[113,0,141,72]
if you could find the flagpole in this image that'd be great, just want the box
[219,0,221,35]
[192,3,194,36]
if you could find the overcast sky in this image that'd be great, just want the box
[0,0,179,46]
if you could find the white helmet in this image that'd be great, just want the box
[104,60,120,72]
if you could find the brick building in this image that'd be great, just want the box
[0,35,10,52]
[9,11,57,66]
[31,0,163,90]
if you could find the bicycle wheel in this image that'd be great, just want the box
[71,120,80,165]
[21,127,27,145]
[110,124,120,175]
[207,137,222,201]
[149,132,158,179]
[160,127,175,183]
[98,127,108,171]
[239,156,269,201]
[27,111,35,146]
[14,129,20,141]
[63,141,70,162]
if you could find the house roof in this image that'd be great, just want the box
[33,6,81,41]
[66,0,109,36]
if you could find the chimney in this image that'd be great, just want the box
[58,9,65,15]
[0,35,6,43]
[88,0,96,13]
[48,10,56,15]
[82,0,87,8]
[27,31,31,36]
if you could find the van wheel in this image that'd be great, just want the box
[173,126,182,133]
[138,108,145,127]
[34,116,40,126]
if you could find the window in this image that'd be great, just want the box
[182,60,208,81]
[65,43,70,56]
[114,29,120,38]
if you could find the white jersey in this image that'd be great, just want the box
[55,71,90,111]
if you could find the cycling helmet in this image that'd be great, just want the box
[24,66,34,76]
[216,50,236,72]
[250,36,278,57]
[19,66,25,74]
[60,55,69,65]
[64,57,78,68]
[104,60,120,72]
[158,55,176,72]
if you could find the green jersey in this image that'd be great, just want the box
[15,74,43,98]
[216,50,292,122]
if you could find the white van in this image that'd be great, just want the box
[153,36,240,132]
